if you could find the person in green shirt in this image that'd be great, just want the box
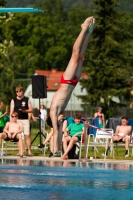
[0,101,8,133]
[0,101,8,145]
[62,114,84,160]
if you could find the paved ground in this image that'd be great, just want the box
[1,155,133,164]
[1,145,133,164]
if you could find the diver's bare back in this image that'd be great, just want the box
[50,84,75,113]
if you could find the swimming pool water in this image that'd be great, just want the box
[0,159,133,200]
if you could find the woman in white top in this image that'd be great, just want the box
[40,105,47,132]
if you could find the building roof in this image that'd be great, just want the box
[35,69,87,91]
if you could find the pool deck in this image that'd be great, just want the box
[1,155,133,164]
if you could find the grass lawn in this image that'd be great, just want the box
[86,146,133,160]
[4,145,133,160]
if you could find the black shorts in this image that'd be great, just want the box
[4,132,19,142]
[114,139,124,143]
[70,135,81,142]
[0,127,4,133]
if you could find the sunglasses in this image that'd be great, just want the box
[12,116,18,118]
[16,90,22,93]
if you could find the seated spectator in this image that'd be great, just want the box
[113,116,132,158]
[0,112,26,158]
[103,116,132,158]
[61,114,84,160]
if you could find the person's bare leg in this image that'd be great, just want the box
[62,120,68,132]
[43,130,53,145]
[49,113,59,153]
[0,133,8,152]
[0,132,9,144]
[16,139,25,156]
[16,142,21,155]
[124,138,129,150]
[123,138,129,157]
[50,135,54,153]
[63,136,71,153]
[25,135,32,155]
[63,16,95,80]
[17,135,26,157]
[53,133,58,153]
[113,136,121,142]
[0,133,7,141]
[62,137,78,160]
[44,120,46,133]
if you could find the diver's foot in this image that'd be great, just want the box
[81,16,94,31]
[88,18,95,35]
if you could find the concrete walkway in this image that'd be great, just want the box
[1,155,133,164]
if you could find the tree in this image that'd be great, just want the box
[5,0,133,13]
[0,0,7,43]
[0,43,32,104]
[1,0,91,104]
[3,0,133,116]
[3,0,90,72]
[78,0,133,118]
[0,0,6,6]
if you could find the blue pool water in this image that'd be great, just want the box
[0,159,133,200]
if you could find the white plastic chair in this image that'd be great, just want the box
[86,128,114,161]
[0,140,6,156]
[76,134,84,159]
[1,132,24,155]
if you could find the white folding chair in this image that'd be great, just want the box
[1,132,24,155]
[86,128,114,161]
[0,139,6,156]
[76,134,84,159]
[131,132,133,156]
[86,133,99,155]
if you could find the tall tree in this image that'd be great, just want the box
[0,0,7,43]
[0,0,6,6]
[79,0,133,118]
[3,0,90,72]
[0,43,32,104]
